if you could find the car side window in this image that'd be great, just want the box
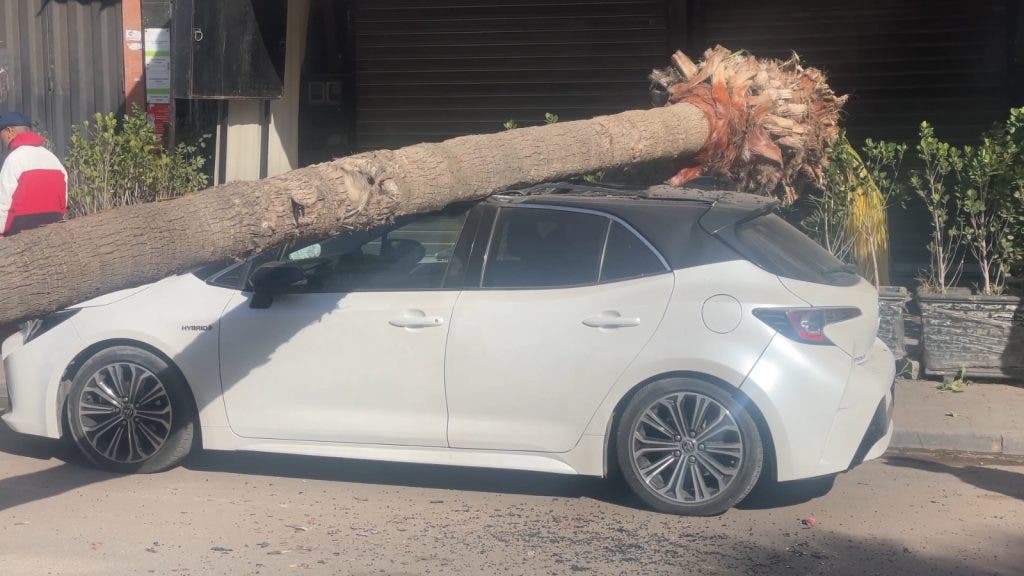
[482,207,608,289]
[282,208,470,292]
[600,222,668,283]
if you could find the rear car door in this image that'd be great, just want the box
[444,205,675,453]
[217,205,476,446]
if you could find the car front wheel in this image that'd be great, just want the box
[616,377,763,516]
[66,346,196,473]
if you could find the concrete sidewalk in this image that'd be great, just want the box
[891,378,1024,456]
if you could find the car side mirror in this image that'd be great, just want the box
[249,262,306,309]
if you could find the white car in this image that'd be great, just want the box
[1,183,895,516]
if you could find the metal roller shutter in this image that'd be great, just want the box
[353,0,670,151]
[693,0,1012,145]
[0,0,124,158]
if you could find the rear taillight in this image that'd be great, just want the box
[753,307,861,345]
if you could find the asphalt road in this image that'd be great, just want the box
[0,424,1021,576]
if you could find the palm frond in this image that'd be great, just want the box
[650,46,847,204]
[839,139,891,285]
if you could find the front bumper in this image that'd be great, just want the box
[1,331,23,417]
[0,361,9,414]
[2,328,79,438]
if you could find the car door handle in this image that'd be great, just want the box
[583,312,640,329]
[389,311,445,328]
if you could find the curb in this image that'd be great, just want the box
[892,428,1024,457]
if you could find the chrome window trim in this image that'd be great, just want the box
[596,218,613,282]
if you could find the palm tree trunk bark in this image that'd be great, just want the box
[0,46,847,329]
[0,104,708,327]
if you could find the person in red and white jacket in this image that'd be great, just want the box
[0,112,68,236]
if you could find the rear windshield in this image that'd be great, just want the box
[733,213,859,286]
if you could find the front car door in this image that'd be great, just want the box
[445,204,675,453]
[218,205,477,446]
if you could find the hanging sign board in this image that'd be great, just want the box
[143,28,172,137]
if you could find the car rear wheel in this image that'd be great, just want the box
[66,346,196,473]
[616,377,763,516]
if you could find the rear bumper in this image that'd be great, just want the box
[849,382,895,469]
[742,337,896,481]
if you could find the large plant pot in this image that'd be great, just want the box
[877,286,908,358]
[917,290,1024,379]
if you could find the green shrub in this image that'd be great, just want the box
[955,108,1024,294]
[909,122,965,293]
[64,107,209,218]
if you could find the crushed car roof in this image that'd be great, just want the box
[491,180,778,209]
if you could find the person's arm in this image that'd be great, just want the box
[0,157,19,235]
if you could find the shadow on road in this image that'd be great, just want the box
[185,449,844,513]
[185,448,641,505]
[0,462,116,513]
[0,422,67,461]
[0,421,844,514]
[738,474,837,510]
[885,454,1024,501]
[684,529,1024,575]
[0,422,117,513]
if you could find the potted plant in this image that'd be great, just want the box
[804,134,910,357]
[915,110,1024,378]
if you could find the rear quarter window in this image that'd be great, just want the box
[733,214,859,286]
[600,222,667,283]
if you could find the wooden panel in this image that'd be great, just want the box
[175,0,288,99]
[192,0,286,99]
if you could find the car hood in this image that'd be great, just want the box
[67,272,216,311]
[69,284,156,309]
[69,273,211,309]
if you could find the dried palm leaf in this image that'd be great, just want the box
[838,139,891,286]
[650,46,847,203]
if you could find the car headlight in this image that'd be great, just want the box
[20,309,79,344]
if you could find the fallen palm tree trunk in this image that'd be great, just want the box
[0,46,844,327]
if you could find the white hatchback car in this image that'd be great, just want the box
[2,183,895,515]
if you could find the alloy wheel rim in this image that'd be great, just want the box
[78,362,173,464]
[630,391,743,504]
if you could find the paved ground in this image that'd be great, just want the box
[0,425,1021,576]
[892,378,1024,455]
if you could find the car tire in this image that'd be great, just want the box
[616,377,763,516]
[66,346,196,474]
